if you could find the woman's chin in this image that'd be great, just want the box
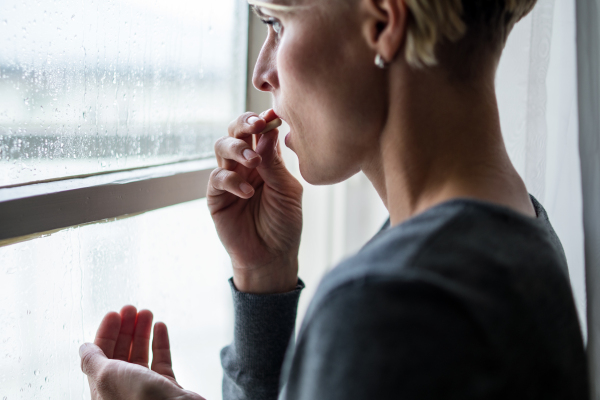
[298,162,354,186]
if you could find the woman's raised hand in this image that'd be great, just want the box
[79,306,205,400]
[208,109,303,294]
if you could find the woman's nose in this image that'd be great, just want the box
[252,43,279,93]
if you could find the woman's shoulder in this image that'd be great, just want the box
[301,196,574,338]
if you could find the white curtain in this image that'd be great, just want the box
[497,0,585,332]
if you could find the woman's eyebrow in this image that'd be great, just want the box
[250,5,270,19]
[247,0,299,12]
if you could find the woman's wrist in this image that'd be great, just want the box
[232,261,299,294]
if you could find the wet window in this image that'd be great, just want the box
[0,199,233,399]
[0,0,247,186]
[0,0,245,398]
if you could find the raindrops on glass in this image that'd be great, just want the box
[0,0,246,187]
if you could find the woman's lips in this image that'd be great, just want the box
[285,132,291,148]
[275,113,292,148]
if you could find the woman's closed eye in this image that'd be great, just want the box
[261,18,283,38]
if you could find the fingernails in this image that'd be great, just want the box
[240,183,254,194]
[243,149,259,161]
[248,116,260,125]
[79,343,89,357]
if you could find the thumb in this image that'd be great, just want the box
[255,131,297,191]
[79,343,108,378]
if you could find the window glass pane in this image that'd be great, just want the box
[0,198,233,400]
[0,0,247,186]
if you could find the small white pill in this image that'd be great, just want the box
[259,118,283,134]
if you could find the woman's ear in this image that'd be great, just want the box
[361,0,407,65]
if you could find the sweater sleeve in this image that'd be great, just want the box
[221,278,305,400]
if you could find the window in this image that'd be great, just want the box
[0,0,247,186]
[0,0,247,398]
[0,199,232,399]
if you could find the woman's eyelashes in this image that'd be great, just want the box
[261,18,283,38]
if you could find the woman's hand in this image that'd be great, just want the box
[208,109,303,294]
[79,306,205,400]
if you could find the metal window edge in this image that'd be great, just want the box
[0,211,147,248]
[576,0,600,396]
[0,159,217,243]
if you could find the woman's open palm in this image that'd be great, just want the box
[79,306,204,400]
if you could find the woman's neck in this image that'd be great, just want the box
[363,66,535,226]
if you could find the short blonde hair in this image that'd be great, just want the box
[404,0,537,67]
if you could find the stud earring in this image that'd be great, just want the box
[375,54,387,69]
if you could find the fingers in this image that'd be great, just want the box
[217,109,281,172]
[91,307,156,368]
[214,136,262,170]
[276,131,283,157]
[93,311,121,359]
[183,391,208,400]
[208,167,255,199]
[151,322,176,380]
[129,309,154,367]
[209,109,285,202]
[112,305,138,361]
[255,130,303,195]
[260,108,279,124]
[228,112,267,140]
[258,118,282,135]
[255,130,288,173]
[79,343,108,378]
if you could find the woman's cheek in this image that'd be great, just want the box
[282,25,328,81]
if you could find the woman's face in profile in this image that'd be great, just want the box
[252,0,388,185]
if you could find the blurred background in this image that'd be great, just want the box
[0,0,585,399]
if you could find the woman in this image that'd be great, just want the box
[80,0,588,398]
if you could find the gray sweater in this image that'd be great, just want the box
[221,197,588,400]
